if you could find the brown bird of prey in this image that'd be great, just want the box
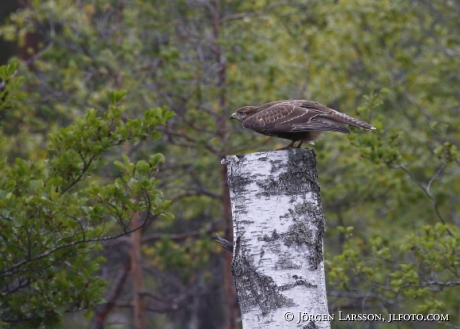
[229,100,375,148]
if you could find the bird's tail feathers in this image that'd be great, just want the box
[327,111,376,131]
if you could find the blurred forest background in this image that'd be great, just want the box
[0,0,459,328]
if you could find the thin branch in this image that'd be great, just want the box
[139,290,170,302]
[0,212,162,277]
[328,290,396,311]
[214,234,233,253]
[170,190,222,204]
[164,128,220,154]
[114,303,179,313]
[0,233,28,255]
[420,281,460,287]
[392,163,453,236]
[427,163,445,193]
[221,1,294,23]
[142,223,218,244]
[436,321,460,329]
[2,276,30,294]
[59,154,96,196]
[92,258,131,329]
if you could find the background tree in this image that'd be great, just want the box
[0,0,459,328]
[0,62,173,328]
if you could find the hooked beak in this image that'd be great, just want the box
[229,112,237,120]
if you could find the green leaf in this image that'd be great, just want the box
[149,153,165,166]
[135,160,150,175]
[6,62,17,76]
[109,90,128,104]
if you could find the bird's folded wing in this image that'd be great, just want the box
[242,104,350,134]
[290,120,350,133]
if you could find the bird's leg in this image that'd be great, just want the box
[296,141,303,148]
[277,140,296,150]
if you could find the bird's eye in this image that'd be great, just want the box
[239,112,246,117]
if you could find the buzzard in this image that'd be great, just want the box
[230,100,375,148]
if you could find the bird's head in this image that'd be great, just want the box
[229,106,258,121]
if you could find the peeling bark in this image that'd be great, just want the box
[222,149,330,329]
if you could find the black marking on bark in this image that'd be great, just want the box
[259,249,265,261]
[303,321,319,329]
[256,149,320,197]
[227,175,251,196]
[283,222,314,247]
[279,199,325,271]
[258,155,269,161]
[258,208,324,270]
[227,155,252,214]
[274,253,302,270]
[280,200,322,221]
[279,279,317,291]
[260,223,313,246]
[232,237,295,315]
[269,159,284,173]
[309,223,325,270]
[260,229,281,243]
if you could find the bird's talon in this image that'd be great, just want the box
[277,141,295,150]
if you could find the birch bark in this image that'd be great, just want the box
[222,149,330,329]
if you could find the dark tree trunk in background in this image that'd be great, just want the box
[208,1,239,328]
[0,1,20,65]
[17,0,38,70]
[130,212,147,329]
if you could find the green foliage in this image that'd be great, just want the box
[0,62,26,111]
[298,1,460,322]
[328,223,459,319]
[0,66,173,327]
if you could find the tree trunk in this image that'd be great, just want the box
[130,212,146,329]
[93,258,131,329]
[222,149,330,329]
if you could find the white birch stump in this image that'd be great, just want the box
[221,148,330,329]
